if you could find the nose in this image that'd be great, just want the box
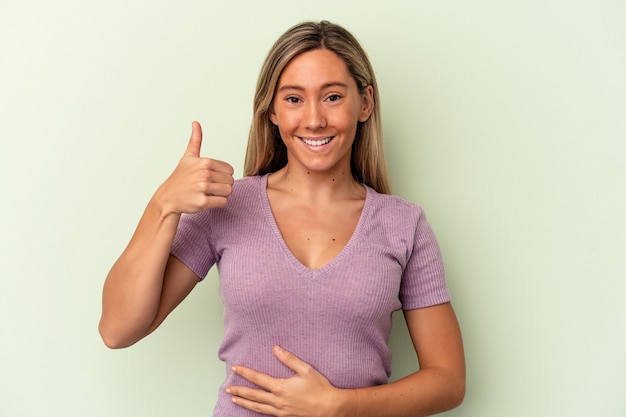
[304,102,327,130]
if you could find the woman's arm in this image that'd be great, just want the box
[349,302,466,416]
[227,302,465,417]
[98,122,234,348]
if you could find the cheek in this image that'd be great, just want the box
[275,119,297,145]
[273,109,299,131]
[334,108,361,133]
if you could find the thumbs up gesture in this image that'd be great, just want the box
[155,121,234,216]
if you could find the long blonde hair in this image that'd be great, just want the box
[244,20,391,194]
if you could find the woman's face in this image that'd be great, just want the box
[270,48,373,176]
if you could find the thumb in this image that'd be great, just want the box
[273,345,309,374]
[184,121,203,157]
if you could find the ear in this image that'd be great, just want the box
[269,104,278,126]
[358,85,374,122]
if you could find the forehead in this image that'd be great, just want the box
[277,48,356,88]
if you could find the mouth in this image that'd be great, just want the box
[299,136,334,147]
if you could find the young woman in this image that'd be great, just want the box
[99,21,465,417]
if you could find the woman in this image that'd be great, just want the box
[99,20,465,417]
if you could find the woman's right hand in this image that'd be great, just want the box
[99,121,234,349]
[154,121,234,216]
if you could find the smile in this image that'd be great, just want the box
[300,136,334,146]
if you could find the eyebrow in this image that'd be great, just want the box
[277,81,350,92]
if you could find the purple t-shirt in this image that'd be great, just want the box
[171,174,450,416]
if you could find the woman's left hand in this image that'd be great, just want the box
[227,345,354,417]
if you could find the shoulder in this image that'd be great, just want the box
[232,175,263,193]
[226,175,264,204]
[365,186,426,224]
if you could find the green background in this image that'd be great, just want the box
[1,1,624,416]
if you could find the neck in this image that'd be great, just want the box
[269,163,363,202]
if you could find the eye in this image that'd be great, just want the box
[285,96,301,104]
[326,94,342,102]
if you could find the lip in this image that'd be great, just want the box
[298,136,335,147]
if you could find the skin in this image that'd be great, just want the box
[99,48,465,416]
[266,48,374,270]
[225,49,466,416]
[98,122,233,349]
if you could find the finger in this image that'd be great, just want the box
[196,161,234,181]
[272,345,310,375]
[227,385,275,405]
[205,158,235,176]
[230,392,276,415]
[198,169,234,188]
[231,365,279,391]
[202,195,229,209]
[202,183,233,199]
[184,121,203,157]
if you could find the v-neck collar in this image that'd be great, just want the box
[259,173,371,278]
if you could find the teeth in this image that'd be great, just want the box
[302,137,332,146]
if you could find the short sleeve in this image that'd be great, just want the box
[399,212,451,309]
[170,212,217,280]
